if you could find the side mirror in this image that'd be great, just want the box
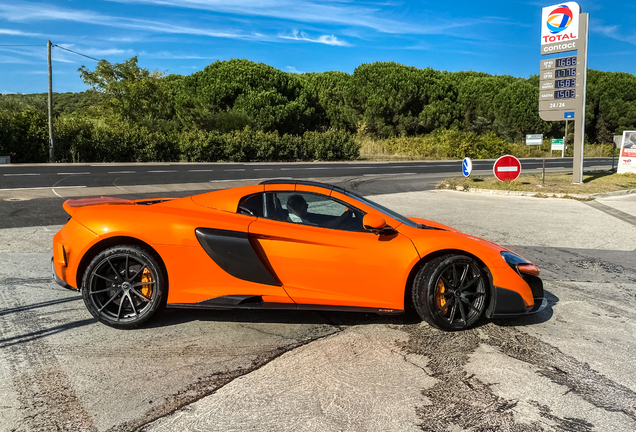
[363,214,387,234]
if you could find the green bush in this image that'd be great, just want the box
[0,108,49,163]
[47,115,360,163]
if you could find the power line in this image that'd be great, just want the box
[53,45,101,62]
[0,44,42,46]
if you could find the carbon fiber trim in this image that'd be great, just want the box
[195,228,281,286]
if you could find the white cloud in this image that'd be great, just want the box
[83,48,133,56]
[138,50,217,59]
[595,24,636,45]
[106,0,479,36]
[280,30,350,46]
[0,2,272,41]
[286,66,302,73]
[0,28,42,36]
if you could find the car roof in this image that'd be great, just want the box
[259,179,347,194]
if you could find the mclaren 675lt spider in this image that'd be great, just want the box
[52,180,546,331]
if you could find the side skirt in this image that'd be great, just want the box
[166,295,403,315]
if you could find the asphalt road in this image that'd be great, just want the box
[1,187,635,431]
[0,158,615,191]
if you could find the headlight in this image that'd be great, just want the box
[501,251,540,277]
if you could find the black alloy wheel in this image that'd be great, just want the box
[81,245,166,329]
[412,254,487,331]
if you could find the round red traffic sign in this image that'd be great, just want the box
[493,155,521,181]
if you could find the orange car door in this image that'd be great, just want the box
[248,191,419,311]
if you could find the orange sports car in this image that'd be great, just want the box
[52,180,546,331]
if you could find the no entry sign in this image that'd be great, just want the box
[493,155,521,181]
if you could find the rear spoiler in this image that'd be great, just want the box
[63,196,133,217]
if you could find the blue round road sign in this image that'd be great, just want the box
[462,157,472,177]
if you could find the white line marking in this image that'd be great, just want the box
[254,168,273,171]
[280,167,332,171]
[57,172,90,175]
[3,173,40,176]
[108,171,136,174]
[224,169,245,172]
[496,167,519,172]
[362,173,416,177]
[148,170,177,173]
[0,185,87,191]
[209,177,292,183]
[188,169,214,172]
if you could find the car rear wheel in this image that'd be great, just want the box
[81,245,166,329]
[412,254,487,331]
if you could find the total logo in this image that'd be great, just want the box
[541,2,580,45]
[543,4,575,42]
[547,4,573,34]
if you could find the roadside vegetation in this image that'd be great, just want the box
[439,171,636,196]
[1,57,635,163]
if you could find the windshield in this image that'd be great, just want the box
[343,191,420,228]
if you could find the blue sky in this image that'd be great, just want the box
[1,0,634,94]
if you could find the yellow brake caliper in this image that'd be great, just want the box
[140,268,153,299]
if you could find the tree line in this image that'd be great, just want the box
[1,57,634,163]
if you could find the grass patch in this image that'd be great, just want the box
[438,171,636,196]
[357,132,619,161]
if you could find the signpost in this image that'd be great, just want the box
[526,134,543,145]
[538,2,588,183]
[493,155,521,182]
[551,138,564,154]
[462,157,472,178]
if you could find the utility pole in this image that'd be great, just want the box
[47,40,54,163]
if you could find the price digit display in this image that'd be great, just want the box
[555,78,576,88]
[554,90,576,99]
[555,68,576,77]
[556,56,577,67]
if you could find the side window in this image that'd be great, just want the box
[237,193,263,217]
[263,192,366,232]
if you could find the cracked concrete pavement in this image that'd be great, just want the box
[1,188,636,431]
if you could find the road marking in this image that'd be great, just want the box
[585,201,636,227]
[224,169,245,172]
[188,169,214,172]
[210,177,292,183]
[0,185,87,191]
[280,167,331,171]
[362,173,416,177]
[254,168,273,171]
[108,171,136,174]
[3,173,40,176]
[57,172,90,175]
[148,170,177,173]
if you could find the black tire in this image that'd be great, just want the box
[412,254,487,331]
[81,245,166,329]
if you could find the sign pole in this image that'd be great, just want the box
[563,119,568,157]
[47,40,55,163]
[572,13,588,183]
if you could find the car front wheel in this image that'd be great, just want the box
[81,245,166,329]
[412,254,487,331]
